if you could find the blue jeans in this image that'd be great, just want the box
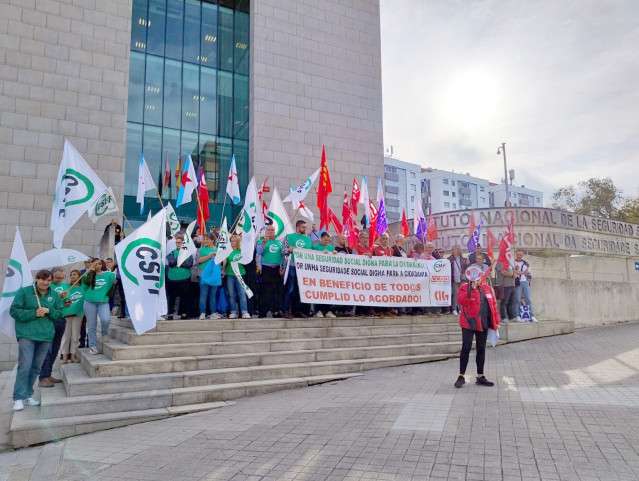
[514,280,534,317]
[199,284,219,315]
[39,318,66,379]
[226,276,248,315]
[13,338,51,401]
[84,301,111,348]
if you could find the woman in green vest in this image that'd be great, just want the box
[60,269,85,363]
[83,259,116,354]
[166,233,195,320]
[11,269,65,411]
[224,234,250,319]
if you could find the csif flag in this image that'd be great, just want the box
[0,227,33,339]
[177,220,198,267]
[214,217,233,265]
[114,208,168,335]
[284,168,320,203]
[265,188,294,241]
[239,177,264,264]
[88,187,119,224]
[51,139,107,248]
[165,202,181,237]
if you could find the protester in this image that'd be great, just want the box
[311,232,337,317]
[38,267,68,387]
[60,270,85,364]
[391,234,407,257]
[352,231,372,257]
[334,234,352,254]
[83,259,116,354]
[496,257,518,323]
[470,253,491,286]
[11,269,64,411]
[198,233,222,320]
[447,245,469,315]
[225,234,250,319]
[372,233,392,257]
[409,243,425,259]
[425,242,440,259]
[455,278,500,388]
[514,249,538,322]
[282,220,312,319]
[255,226,283,318]
[310,224,321,243]
[166,233,194,320]
[469,244,492,267]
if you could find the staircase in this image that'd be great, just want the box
[10,314,464,448]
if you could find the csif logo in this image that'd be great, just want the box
[120,238,165,295]
[93,191,113,216]
[433,260,446,272]
[58,168,95,219]
[1,259,24,298]
[295,239,306,248]
[265,212,285,237]
[269,244,280,254]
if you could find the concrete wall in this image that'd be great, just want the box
[0,0,132,370]
[249,0,384,215]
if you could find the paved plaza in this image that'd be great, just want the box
[2,321,639,481]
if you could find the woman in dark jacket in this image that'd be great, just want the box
[455,278,500,388]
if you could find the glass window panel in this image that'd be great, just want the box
[234,11,249,74]
[131,0,148,52]
[163,59,182,129]
[162,128,181,200]
[200,3,218,67]
[127,51,145,124]
[144,55,164,126]
[125,123,143,196]
[165,0,183,60]
[147,0,166,56]
[219,0,234,8]
[218,7,234,71]
[198,133,219,202]
[183,0,201,64]
[182,63,200,132]
[217,71,233,137]
[142,124,162,201]
[199,66,217,135]
[233,73,248,139]
[232,139,248,194]
[235,0,250,14]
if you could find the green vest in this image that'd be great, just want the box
[51,282,70,296]
[64,285,85,317]
[199,245,216,271]
[168,249,192,281]
[84,271,115,303]
[286,233,312,262]
[226,250,245,276]
[261,239,283,265]
[313,243,335,253]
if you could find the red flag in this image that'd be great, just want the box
[163,153,170,190]
[426,212,438,241]
[175,155,181,197]
[328,206,343,233]
[197,168,210,234]
[468,210,476,239]
[341,187,350,226]
[486,228,498,261]
[258,177,269,222]
[401,209,409,237]
[351,178,360,216]
[497,213,515,266]
[368,200,378,248]
[317,146,332,230]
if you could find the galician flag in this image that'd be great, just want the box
[165,202,181,237]
[51,139,107,248]
[137,154,156,214]
[177,220,198,267]
[284,168,320,203]
[114,209,168,335]
[214,217,233,265]
[240,177,264,264]
[226,154,241,204]
[0,227,33,339]
[176,152,197,207]
[266,188,294,241]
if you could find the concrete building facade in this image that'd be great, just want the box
[420,168,491,214]
[488,182,543,209]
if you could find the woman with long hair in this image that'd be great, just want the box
[83,259,115,354]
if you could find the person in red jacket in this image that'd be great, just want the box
[455,279,500,388]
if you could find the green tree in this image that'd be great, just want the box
[550,177,623,219]
[617,195,639,224]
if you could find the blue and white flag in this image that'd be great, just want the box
[467,218,484,253]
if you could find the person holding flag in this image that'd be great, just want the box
[224,234,251,319]
[83,259,116,354]
[166,232,195,320]
[198,233,222,320]
[447,245,469,315]
[256,225,284,319]
[282,220,312,319]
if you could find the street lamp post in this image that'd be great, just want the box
[497,143,509,207]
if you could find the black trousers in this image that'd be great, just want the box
[459,328,488,376]
[260,265,282,314]
[167,280,190,316]
[39,318,65,379]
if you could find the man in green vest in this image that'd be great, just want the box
[282,220,312,319]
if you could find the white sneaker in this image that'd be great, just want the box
[199,313,206,320]
[229,313,238,319]
[89,347,99,354]
[209,312,222,320]
[531,316,539,323]
[23,397,40,407]
[513,316,523,322]
[325,311,336,318]
[241,312,251,319]
[13,400,24,411]
[314,311,324,318]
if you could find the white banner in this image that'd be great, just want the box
[114,209,168,335]
[0,227,33,338]
[293,249,451,307]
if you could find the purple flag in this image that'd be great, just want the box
[376,199,388,235]
[467,218,483,253]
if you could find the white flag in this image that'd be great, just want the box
[177,220,198,267]
[51,139,108,248]
[176,152,197,207]
[376,174,384,204]
[114,209,168,335]
[289,185,314,222]
[87,187,119,224]
[360,175,371,228]
[240,177,263,264]
[265,188,294,241]
[165,202,181,236]
[226,154,241,204]
[283,168,320,203]
[0,228,34,339]
[214,217,233,265]
[137,154,156,214]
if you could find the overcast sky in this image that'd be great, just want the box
[379,0,639,203]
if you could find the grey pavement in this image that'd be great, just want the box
[2,321,639,481]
